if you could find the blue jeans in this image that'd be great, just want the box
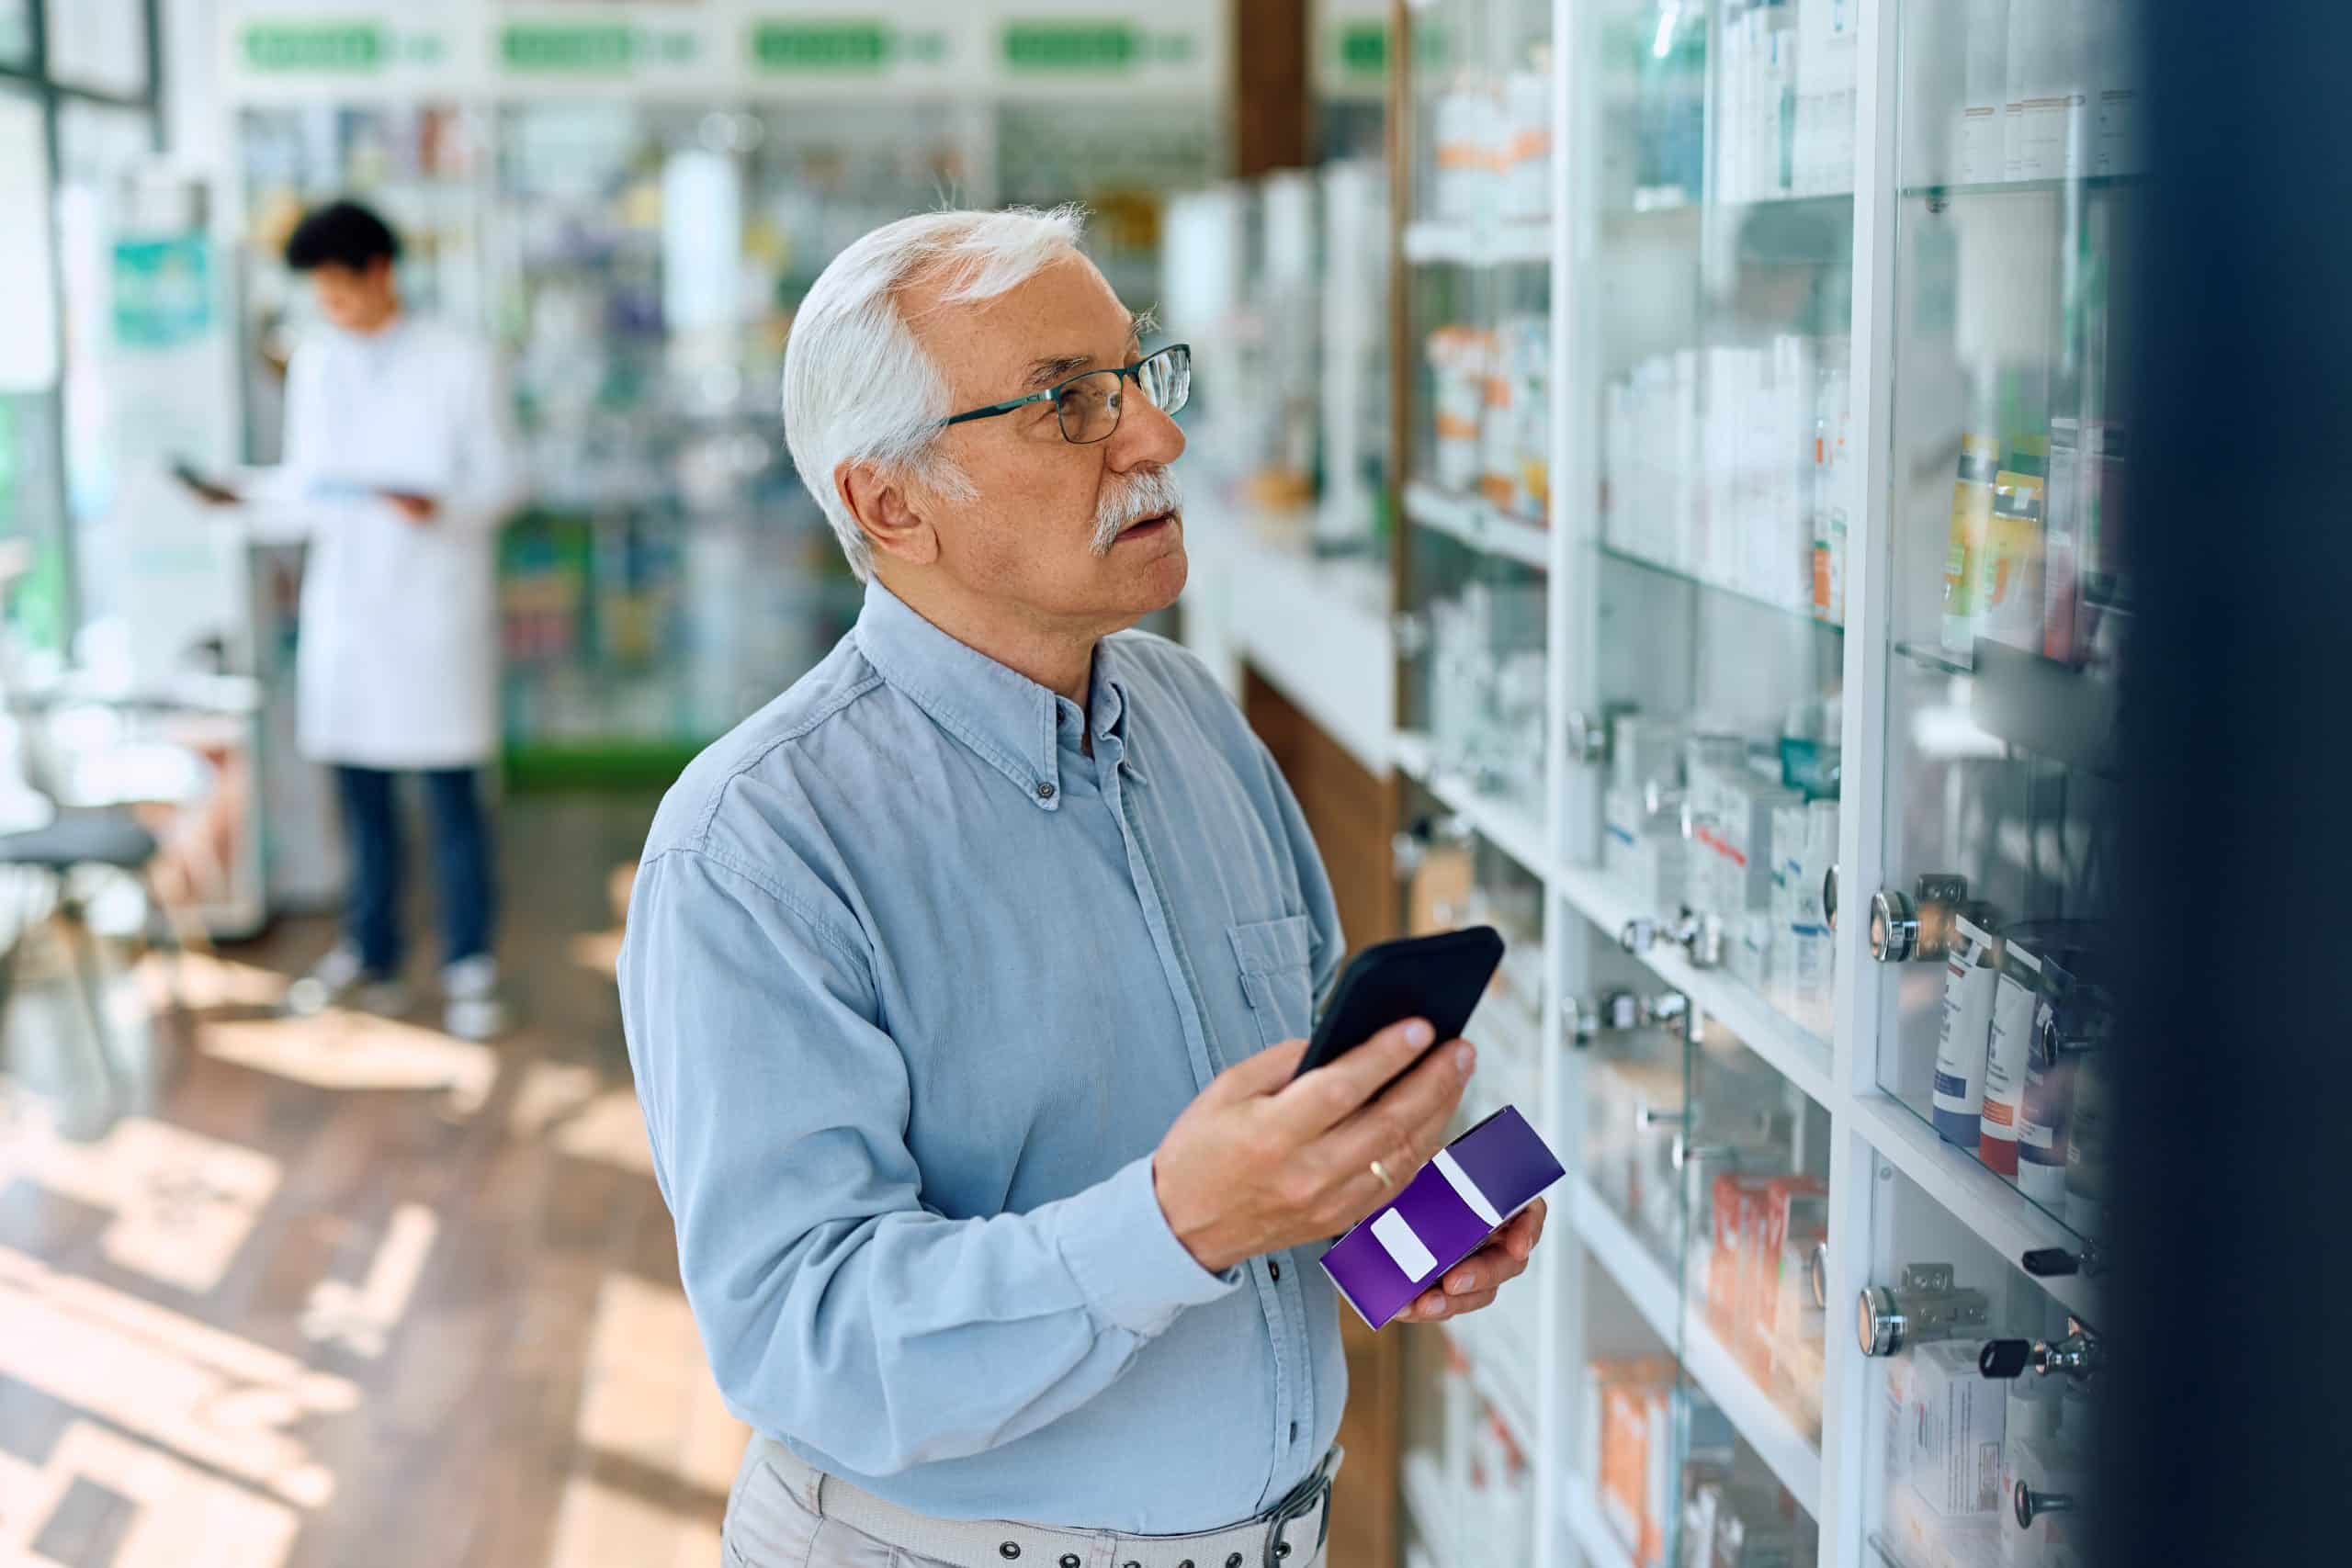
[334,765,497,979]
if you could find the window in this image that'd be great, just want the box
[49,0,149,98]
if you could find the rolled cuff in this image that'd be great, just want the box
[1056,1153,1239,1338]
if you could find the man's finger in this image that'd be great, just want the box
[1440,1245,1528,1297]
[1204,1038,1311,1101]
[1501,1198,1547,1261]
[1270,1016,1442,1133]
[1318,1038,1474,1174]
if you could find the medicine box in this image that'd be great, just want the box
[1906,1339,2008,1517]
[1321,1105,1565,1330]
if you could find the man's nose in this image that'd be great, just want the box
[1107,388,1185,471]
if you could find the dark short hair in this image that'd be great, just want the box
[283,200,402,273]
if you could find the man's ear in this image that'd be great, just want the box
[837,461,939,568]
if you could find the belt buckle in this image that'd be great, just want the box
[1261,1458,1336,1568]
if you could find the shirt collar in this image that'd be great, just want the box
[854,579,1142,810]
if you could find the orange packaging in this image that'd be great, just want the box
[1706,1173,1766,1343]
[1591,1357,1675,1567]
[1744,1175,1826,1374]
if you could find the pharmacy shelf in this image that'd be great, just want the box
[1571,1179,1825,1514]
[1213,510,1395,775]
[1403,218,1554,267]
[1553,860,1838,1109]
[1402,1452,1461,1568]
[1448,1317,1538,1460]
[1842,1091,2103,1325]
[1596,539,1839,633]
[1393,732,1553,884]
[1405,481,1553,570]
[1562,1484,1639,1568]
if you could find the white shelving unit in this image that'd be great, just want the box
[1403,480,1554,571]
[1362,2,2139,1564]
[1402,217,1554,267]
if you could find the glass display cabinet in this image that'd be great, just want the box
[1389,4,1557,1564]
[1374,2,2139,1565]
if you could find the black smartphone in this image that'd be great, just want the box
[1291,926,1505,1085]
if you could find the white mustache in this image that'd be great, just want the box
[1091,468,1184,555]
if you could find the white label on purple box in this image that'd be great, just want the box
[1432,1149,1503,1228]
[1370,1210,1439,1281]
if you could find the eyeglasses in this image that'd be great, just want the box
[939,343,1192,446]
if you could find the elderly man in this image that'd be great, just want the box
[619,207,1544,1568]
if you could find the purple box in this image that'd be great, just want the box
[1319,1105,1566,1329]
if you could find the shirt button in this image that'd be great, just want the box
[998,1548,1020,1562]
[1059,1556,1080,1568]
[1269,1259,1282,1281]
[1035,782,1057,800]
[1226,1555,1245,1567]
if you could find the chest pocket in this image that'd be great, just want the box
[1228,914,1317,1051]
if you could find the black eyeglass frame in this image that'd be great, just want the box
[937,343,1192,445]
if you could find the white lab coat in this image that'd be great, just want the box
[243,319,526,770]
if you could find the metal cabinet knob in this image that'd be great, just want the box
[2014,1483,2077,1530]
[1566,709,1610,764]
[1809,1243,1830,1310]
[1856,1264,1989,1358]
[1869,889,1918,964]
[1635,1103,1690,1131]
[1823,863,1840,931]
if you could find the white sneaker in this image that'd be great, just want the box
[442,956,507,1042]
[287,946,411,1019]
[285,945,364,1017]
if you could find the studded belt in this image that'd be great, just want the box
[752,1437,1341,1568]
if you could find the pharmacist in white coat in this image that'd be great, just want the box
[200,200,526,1039]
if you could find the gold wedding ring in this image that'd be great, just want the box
[1369,1157,1395,1190]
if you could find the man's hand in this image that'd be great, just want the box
[382,490,439,524]
[1395,1197,1547,1322]
[1153,1019,1475,1276]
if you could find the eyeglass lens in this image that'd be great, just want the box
[1053,346,1191,445]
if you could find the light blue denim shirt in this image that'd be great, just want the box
[619,579,1347,1534]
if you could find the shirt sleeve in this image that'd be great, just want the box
[618,846,1238,1477]
[435,341,527,534]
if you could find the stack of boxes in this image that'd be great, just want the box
[1703,1171,1829,1438]
[1428,316,1554,521]
[1430,71,1555,224]
[1600,713,1841,1037]
[1603,338,1846,621]
[1716,0,1861,203]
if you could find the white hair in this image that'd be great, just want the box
[782,205,1088,581]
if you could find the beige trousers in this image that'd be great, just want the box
[721,1439,1334,1568]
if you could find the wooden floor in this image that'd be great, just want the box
[0,794,747,1568]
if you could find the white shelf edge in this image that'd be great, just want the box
[1401,1452,1461,1568]
[1553,859,1838,1109]
[1562,1484,1639,1568]
[1402,218,1555,267]
[1570,1179,1825,1513]
[1403,480,1553,570]
[1447,1318,1539,1461]
[1841,1090,2104,1324]
[1217,522,1395,775]
[1393,733,1554,884]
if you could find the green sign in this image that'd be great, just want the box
[243,22,385,73]
[753,21,890,72]
[1340,22,1387,78]
[1001,22,1193,73]
[500,23,695,73]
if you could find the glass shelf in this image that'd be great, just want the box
[1600,538,1844,632]
[1899,174,2149,200]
